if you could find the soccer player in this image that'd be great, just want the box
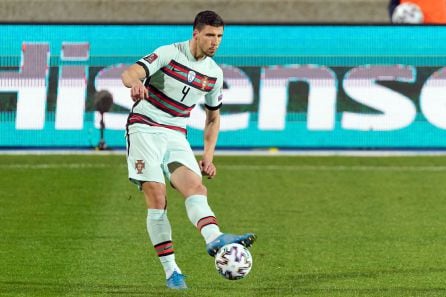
[121,10,256,290]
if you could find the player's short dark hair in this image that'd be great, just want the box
[193,10,224,30]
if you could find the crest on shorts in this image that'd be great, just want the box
[135,160,145,174]
[187,71,196,83]
[143,53,158,64]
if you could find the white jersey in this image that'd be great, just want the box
[127,40,224,135]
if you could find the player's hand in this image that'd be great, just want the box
[130,81,148,102]
[199,159,216,179]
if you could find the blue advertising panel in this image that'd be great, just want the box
[1,24,446,149]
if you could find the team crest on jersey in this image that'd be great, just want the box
[143,53,158,64]
[201,76,209,90]
[187,71,196,83]
[135,160,145,174]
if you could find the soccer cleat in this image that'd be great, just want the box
[166,271,187,290]
[206,233,257,257]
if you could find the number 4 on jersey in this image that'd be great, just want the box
[181,86,190,102]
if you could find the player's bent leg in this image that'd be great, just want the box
[169,165,257,257]
[170,165,223,242]
[168,163,207,197]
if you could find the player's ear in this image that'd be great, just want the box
[193,29,199,39]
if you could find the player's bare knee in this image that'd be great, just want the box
[142,182,166,208]
[146,196,166,209]
[193,183,207,196]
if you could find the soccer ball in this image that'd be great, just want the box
[391,3,424,24]
[214,243,253,280]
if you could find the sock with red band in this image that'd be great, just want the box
[147,209,181,279]
[185,195,222,243]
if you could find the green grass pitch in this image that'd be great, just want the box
[2,154,446,297]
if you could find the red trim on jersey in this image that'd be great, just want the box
[127,113,187,134]
[161,60,217,92]
[146,96,190,117]
[145,85,195,117]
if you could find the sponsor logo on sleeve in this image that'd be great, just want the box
[143,53,158,64]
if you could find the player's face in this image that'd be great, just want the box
[194,25,224,57]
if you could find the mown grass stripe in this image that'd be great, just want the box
[3,163,446,172]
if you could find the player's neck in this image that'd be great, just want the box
[189,40,206,61]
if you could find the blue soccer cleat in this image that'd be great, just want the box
[166,271,187,290]
[206,233,257,257]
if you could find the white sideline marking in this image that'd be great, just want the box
[2,163,446,172]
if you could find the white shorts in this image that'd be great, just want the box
[126,126,202,189]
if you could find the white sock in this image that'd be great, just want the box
[160,255,182,279]
[147,209,181,279]
[185,195,222,243]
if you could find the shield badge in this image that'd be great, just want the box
[187,71,196,83]
[135,160,145,174]
[201,76,208,90]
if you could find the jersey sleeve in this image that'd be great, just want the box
[136,45,174,78]
[204,68,224,110]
